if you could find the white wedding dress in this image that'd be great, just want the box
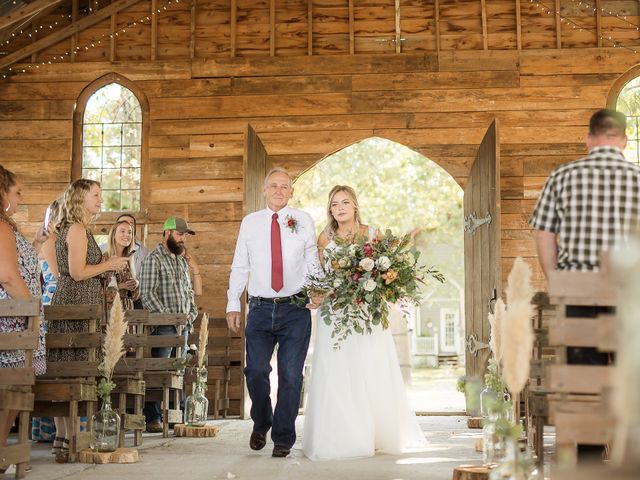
[302,227,426,461]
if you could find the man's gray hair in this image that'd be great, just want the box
[263,167,293,188]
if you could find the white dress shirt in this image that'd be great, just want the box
[226,206,320,313]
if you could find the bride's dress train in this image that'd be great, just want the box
[302,228,426,461]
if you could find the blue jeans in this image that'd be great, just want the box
[144,325,183,424]
[244,299,311,448]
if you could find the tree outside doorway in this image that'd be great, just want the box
[290,137,466,413]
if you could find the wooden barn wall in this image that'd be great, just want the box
[2,0,640,413]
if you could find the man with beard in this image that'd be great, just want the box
[140,216,198,433]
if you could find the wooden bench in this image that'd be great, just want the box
[547,270,617,468]
[0,298,40,479]
[34,304,101,462]
[137,312,188,438]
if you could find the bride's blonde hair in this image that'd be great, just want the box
[323,185,362,240]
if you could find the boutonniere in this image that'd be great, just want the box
[284,214,300,233]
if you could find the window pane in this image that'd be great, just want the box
[83,124,102,147]
[82,168,101,182]
[101,169,121,190]
[121,168,140,190]
[122,147,141,168]
[82,147,102,168]
[121,190,140,211]
[103,190,121,212]
[82,82,142,212]
[103,124,122,147]
[103,147,121,168]
[123,124,142,146]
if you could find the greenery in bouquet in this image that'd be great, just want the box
[306,229,445,348]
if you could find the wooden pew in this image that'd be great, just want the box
[0,298,40,479]
[141,312,188,438]
[547,270,617,468]
[34,304,100,462]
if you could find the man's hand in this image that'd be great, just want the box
[226,311,242,334]
[307,291,326,310]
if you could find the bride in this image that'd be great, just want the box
[302,185,426,461]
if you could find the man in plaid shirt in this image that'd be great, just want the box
[530,109,640,460]
[140,216,198,433]
[530,108,640,276]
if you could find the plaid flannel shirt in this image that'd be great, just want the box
[139,244,198,330]
[530,146,640,271]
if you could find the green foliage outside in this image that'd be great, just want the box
[617,78,640,165]
[290,136,464,302]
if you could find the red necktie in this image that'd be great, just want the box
[271,213,283,292]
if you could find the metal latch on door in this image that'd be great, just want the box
[464,211,492,235]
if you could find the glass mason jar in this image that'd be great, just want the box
[184,367,209,427]
[489,438,539,480]
[91,397,120,452]
[480,386,501,418]
[482,420,506,466]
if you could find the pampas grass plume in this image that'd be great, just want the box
[197,312,209,368]
[489,298,506,365]
[103,294,128,380]
[502,257,535,395]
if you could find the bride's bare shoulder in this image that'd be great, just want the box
[317,232,330,248]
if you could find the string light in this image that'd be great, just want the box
[1,0,180,79]
[576,0,640,31]
[2,2,101,47]
[529,0,640,53]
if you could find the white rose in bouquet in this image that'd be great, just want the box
[338,257,350,268]
[363,279,377,291]
[376,256,391,271]
[333,278,343,288]
[359,258,375,272]
[348,244,358,255]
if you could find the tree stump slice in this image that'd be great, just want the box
[173,424,219,437]
[467,417,483,429]
[78,448,139,464]
[452,465,492,480]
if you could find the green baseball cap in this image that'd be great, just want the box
[163,216,195,235]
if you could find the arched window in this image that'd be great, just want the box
[73,73,149,212]
[614,75,640,165]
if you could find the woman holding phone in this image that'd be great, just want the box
[103,219,139,312]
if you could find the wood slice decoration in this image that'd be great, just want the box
[467,417,484,429]
[173,424,219,437]
[78,448,139,464]
[452,465,492,480]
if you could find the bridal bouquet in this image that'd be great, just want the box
[306,229,444,348]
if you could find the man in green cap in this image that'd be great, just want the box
[139,216,198,433]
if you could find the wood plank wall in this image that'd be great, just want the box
[2,0,640,413]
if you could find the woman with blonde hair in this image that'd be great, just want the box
[303,185,426,461]
[0,164,49,472]
[104,219,139,312]
[48,179,129,462]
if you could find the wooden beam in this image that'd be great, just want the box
[0,0,144,71]
[348,0,354,55]
[481,0,488,50]
[151,0,157,60]
[109,7,116,62]
[230,0,236,57]
[71,0,79,63]
[30,23,36,63]
[394,0,401,54]
[515,0,521,51]
[435,0,441,54]
[595,0,602,47]
[269,0,275,56]
[307,0,312,56]
[190,0,196,59]
[0,0,64,31]
[555,0,561,49]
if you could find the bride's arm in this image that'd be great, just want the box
[317,232,329,268]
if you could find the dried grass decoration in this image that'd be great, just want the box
[97,294,128,399]
[501,257,535,395]
[489,297,506,365]
[197,312,209,368]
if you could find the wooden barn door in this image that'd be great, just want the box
[240,124,271,418]
[463,120,501,413]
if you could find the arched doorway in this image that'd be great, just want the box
[241,120,501,417]
[290,136,466,413]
